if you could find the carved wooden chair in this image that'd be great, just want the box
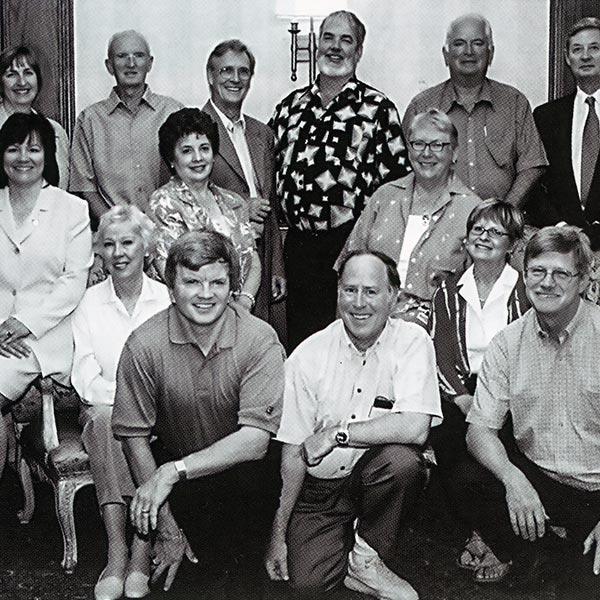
[9,376,93,574]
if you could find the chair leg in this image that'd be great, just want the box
[16,457,35,524]
[54,479,79,575]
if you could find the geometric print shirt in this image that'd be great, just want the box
[269,77,410,232]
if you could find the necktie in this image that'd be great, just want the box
[581,96,600,206]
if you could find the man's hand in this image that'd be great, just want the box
[301,428,337,467]
[265,531,289,581]
[272,275,287,302]
[152,526,198,591]
[249,197,271,224]
[503,469,548,541]
[583,520,600,575]
[130,463,178,535]
[454,394,474,416]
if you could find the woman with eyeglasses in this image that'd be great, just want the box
[148,108,260,310]
[429,199,530,583]
[336,108,481,322]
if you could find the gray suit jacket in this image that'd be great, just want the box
[201,101,286,341]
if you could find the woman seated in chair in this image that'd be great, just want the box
[71,205,171,600]
[429,199,530,583]
[0,112,91,482]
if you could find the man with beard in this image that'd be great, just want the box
[270,11,410,349]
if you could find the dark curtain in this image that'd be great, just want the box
[0,0,74,135]
[549,0,600,100]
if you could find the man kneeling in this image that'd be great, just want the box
[112,231,285,592]
[265,251,441,599]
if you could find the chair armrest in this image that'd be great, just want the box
[38,378,59,452]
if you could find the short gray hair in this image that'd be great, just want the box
[406,108,459,149]
[566,17,600,50]
[319,11,366,49]
[444,13,494,50]
[107,30,151,59]
[96,205,156,254]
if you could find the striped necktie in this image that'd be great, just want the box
[581,96,600,207]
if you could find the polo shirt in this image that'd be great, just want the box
[69,86,183,211]
[403,78,547,200]
[112,303,285,458]
[277,318,442,479]
[468,300,600,491]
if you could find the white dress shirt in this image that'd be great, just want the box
[571,87,600,200]
[71,275,171,405]
[210,100,258,198]
[277,318,442,479]
[458,263,518,375]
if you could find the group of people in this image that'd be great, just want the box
[0,7,598,600]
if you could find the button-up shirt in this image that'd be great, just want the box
[403,78,547,200]
[336,172,481,301]
[71,275,171,406]
[269,77,410,232]
[277,319,441,479]
[468,300,600,491]
[210,100,258,198]
[69,86,183,211]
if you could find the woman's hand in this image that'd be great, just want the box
[0,318,32,358]
[152,525,198,591]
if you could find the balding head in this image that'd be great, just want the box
[107,30,151,59]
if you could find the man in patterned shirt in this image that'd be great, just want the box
[450,226,600,596]
[403,13,547,207]
[270,10,410,349]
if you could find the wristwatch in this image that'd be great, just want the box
[173,459,188,482]
[335,426,350,446]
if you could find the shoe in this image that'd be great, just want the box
[344,552,419,600]
[94,568,124,600]
[124,570,150,598]
[456,531,490,571]
[473,555,512,584]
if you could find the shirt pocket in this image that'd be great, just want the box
[484,130,515,169]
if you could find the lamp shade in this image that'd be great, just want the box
[275,0,348,19]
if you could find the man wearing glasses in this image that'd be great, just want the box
[403,13,547,207]
[202,40,286,342]
[448,225,600,596]
[270,11,410,350]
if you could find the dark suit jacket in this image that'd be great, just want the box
[202,101,286,342]
[531,94,600,249]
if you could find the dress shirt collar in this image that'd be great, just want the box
[210,99,246,133]
[575,86,600,110]
[440,77,495,113]
[106,85,157,113]
[168,302,237,352]
[458,263,518,308]
[339,317,392,358]
[534,297,586,344]
[102,274,161,306]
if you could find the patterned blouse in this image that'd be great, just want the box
[148,177,255,289]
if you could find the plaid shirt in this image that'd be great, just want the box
[270,77,410,232]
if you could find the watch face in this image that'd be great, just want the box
[336,431,349,445]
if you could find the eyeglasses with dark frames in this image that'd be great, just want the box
[409,140,452,153]
[469,225,510,239]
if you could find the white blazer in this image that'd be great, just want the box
[0,184,92,377]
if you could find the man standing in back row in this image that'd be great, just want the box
[529,18,600,250]
[403,13,547,207]
[202,39,286,342]
[270,10,410,350]
[70,30,182,227]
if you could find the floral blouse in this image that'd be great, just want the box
[148,177,255,289]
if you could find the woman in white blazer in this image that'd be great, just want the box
[0,112,92,481]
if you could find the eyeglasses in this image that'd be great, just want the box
[525,267,580,284]
[217,66,252,81]
[409,140,452,153]
[469,225,510,239]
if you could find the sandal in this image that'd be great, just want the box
[473,552,512,584]
[456,531,489,571]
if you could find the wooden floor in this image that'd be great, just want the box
[0,467,572,600]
